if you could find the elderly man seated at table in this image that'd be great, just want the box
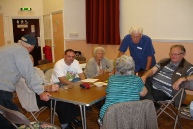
[141,44,193,109]
[99,55,148,120]
[84,47,113,78]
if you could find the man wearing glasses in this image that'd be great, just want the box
[141,44,193,109]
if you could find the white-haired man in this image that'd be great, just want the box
[0,34,59,129]
[118,26,156,72]
[141,44,193,109]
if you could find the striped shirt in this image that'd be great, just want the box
[152,61,193,97]
[99,75,144,119]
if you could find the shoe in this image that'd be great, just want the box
[64,124,75,129]
[71,118,82,127]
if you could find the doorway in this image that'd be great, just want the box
[12,19,41,66]
[52,12,65,62]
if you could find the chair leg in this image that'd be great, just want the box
[174,115,178,129]
[174,115,182,129]
[157,102,173,118]
[28,106,47,121]
[174,88,184,129]
[158,102,177,120]
[157,89,183,121]
[11,123,18,128]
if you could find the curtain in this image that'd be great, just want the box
[86,0,120,45]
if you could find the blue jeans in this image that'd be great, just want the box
[0,90,19,129]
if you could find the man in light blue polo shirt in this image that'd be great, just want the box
[118,26,156,72]
[0,34,56,129]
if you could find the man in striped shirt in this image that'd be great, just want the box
[141,44,193,107]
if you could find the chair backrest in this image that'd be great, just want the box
[0,105,31,126]
[0,105,60,129]
[38,59,51,65]
[101,100,158,129]
[45,68,53,81]
[109,60,115,68]
[75,56,86,62]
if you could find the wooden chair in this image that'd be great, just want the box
[0,105,60,129]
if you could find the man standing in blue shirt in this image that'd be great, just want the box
[118,26,156,72]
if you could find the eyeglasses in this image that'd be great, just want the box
[169,53,184,56]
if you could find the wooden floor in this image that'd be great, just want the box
[13,94,193,129]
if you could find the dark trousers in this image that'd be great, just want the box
[36,78,81,124]
[36,94,79,124]
[141,78,172,102]
[0,90,19,129]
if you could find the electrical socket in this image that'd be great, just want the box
[69,33,78,38]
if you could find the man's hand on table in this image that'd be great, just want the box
[45,84,59,92]
[39,92,51,101]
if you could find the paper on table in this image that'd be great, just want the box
[103,83,107,86]
[81,78,99,83]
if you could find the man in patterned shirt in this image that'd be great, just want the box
[51,49,85,85]
[141,44,193,107]
[50,49,85,129]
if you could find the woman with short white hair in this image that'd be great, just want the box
[99,55,147,120]
[84,47,113,78]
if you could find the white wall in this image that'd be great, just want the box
[0,0,44,44]
[43,0,64,15]
[42,0,64,40]
[64,0,86,40]
[0,0,43,16]
[1,0,193,43]
[63,0,193,42]
[120,0,193,42]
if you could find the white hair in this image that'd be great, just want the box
[93,47,105,55]
[115,55,135,75]
[129,26,143,35]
